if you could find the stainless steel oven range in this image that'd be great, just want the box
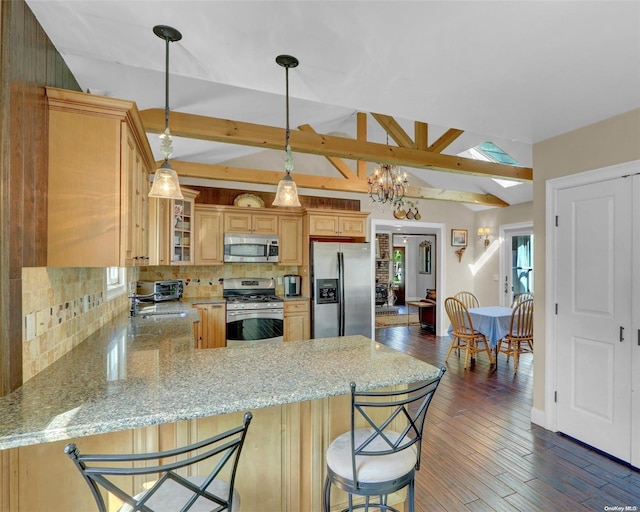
[223,277,284,347]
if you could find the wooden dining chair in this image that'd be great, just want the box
[445,297,494,369]
[497,298,534,373]
[453,291,479,309]
[510,292,533,308]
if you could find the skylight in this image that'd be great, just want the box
[458,141,522,189]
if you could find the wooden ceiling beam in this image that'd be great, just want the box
[169,160,509,207]
[428,128,465,153]
[371,113,416,148]
[298,124,358,180]
[140,108,532,181]
[415,122,428,150]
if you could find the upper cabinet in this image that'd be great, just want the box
[46,87,154,267]
[306,209,368,239]
[170,188,199,265]
[194,205,224,265]
[224,210,278,234]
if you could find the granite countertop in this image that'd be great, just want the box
[0,301,440,450]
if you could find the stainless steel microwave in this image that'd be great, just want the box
[224,234,279,263]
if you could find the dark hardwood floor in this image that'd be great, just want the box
[375,326,640,511]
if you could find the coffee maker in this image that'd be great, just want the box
[283,274,302,297]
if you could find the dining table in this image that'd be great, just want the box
[448,306,514,349]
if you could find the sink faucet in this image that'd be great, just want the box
[129,293,157,317]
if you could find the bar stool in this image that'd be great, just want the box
[65,412,252,512]
[323,368,446,512]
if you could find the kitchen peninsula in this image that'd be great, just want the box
[0,303,440,511]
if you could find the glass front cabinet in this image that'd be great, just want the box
[170,188,199,265]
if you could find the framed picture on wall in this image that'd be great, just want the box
[451,229,468,247]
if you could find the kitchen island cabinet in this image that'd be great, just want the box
[0,306,439,511]
[45,87,153,267]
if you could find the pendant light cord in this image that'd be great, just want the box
[285,65,290,167]
[164,36,170,132]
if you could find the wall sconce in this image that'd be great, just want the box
[477,227,491,249]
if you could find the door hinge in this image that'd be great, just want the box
[555,215,559,227]
[555,303,558,314]
[554,391,557,403]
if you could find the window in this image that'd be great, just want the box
[106,267,127,301]
[458,141,523,188]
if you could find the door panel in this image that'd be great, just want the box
[556,177,632,462]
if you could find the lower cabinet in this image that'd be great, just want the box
[284,300,310,342]
[192,303,226,348]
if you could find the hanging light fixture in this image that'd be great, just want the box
[148,25,184,200]
[367,162,409,207]
[272,54,301,207]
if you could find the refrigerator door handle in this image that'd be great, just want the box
[338,251,345,336]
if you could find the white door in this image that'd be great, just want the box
[556,177,632,462]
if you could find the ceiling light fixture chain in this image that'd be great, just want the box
[149,24,184,200]
[272,54,301,208]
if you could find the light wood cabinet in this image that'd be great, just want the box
[284,300,310,342]
[170,188,199,265]
[46,87,154,267]
[224,210,278,234]
[192,303,226,348]
[307,209,368,238]
[194,205,224,265]
[278,214,303,265]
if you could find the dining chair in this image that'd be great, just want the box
[498,298,534,373]
[64,412,252,512]
[445,297,494,369]
[453,291,479,309]
[510,292,533,308]
[323,368,446,512]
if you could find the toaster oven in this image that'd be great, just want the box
[136,280,183,302]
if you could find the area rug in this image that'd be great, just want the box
[375,312,420,328]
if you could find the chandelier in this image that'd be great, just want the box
[367,163,408,206]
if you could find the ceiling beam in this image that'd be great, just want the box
[428,128,465,153]
[169,160,509,207]
[371,113,416,148]
[298,124,358,180]
[140,109,532,181]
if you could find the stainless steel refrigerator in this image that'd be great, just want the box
[310,241,373,338]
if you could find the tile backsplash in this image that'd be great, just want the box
[21,267,137,382]
[139,264,300,298]
[21,263,299,382]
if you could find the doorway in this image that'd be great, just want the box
[392,245,405,305]
[499,223,533,307]
[371,219,446,336]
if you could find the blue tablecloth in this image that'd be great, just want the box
[448,306,513,349]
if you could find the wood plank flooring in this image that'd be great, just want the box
[375,326,640,511]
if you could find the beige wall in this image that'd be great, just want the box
[473,201,533,307]
[532,108,640,415]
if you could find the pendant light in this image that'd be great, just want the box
[272,54,301,207]
[148,25,184,200]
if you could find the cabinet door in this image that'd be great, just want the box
[252,213,278,234]
[308,214,339,236]
[224,212,252,233]
[171,189,199,265]
[279,216,303,265]
[193,304,226,348]
[148,197,171,265]
[195,206,223,265]
[339,215,366,237]
[122,125,150,266]
[284,301,309,342]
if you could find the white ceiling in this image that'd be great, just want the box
[26,1,640,208]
